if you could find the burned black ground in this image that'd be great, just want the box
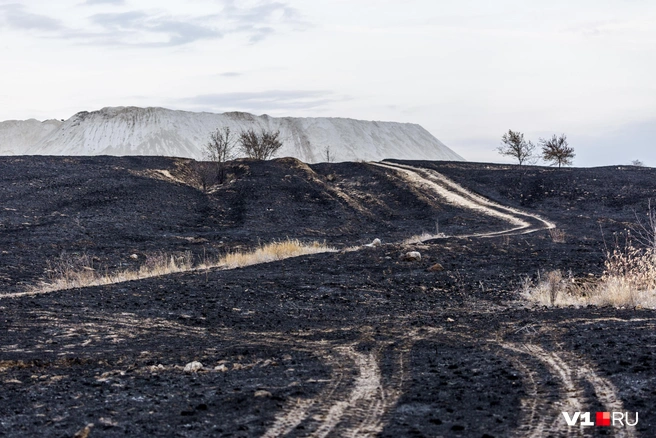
[0,156,654,437]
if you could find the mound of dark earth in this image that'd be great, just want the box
[0,156,654,437]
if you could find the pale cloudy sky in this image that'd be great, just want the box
[1,0,655,166]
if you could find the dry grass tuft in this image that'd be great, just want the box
[549,228,566,243]
[523,237,656,308]
[215,239,336,269]
[24,239,336,295]
[29,252,193,294]
[403,231,447,245]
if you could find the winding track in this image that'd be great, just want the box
[372,161,555,238]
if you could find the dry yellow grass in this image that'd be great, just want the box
[23,240,336,295]
[212,239,337,269]
[523,244,656,308]
[403,232,447,244]
[28,252,193,295]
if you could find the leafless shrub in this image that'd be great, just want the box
[323,146,335,163]
[189,161,216,192]
[631,200,656,251]
[239,129,283,160]
[205,127,236,184]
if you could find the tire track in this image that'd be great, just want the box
[262,347,352,438]
[499,342,636,438]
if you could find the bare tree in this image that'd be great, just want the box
[189,161,214,193]
[239,129,283,160]
[323,146,335,163]
[497,130,535,166]
[540,134,574,168]
[631,159,644,167]
[204,127,235,184]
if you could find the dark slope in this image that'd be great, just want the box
[0,156,503,293]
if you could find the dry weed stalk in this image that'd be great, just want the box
[549,228,566,243]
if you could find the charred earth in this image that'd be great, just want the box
[0,156,654,437]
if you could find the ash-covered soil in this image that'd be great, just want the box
[0,156,654,437]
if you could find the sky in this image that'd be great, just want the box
[1,0,655,166]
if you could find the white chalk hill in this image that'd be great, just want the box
[0,106,464,163]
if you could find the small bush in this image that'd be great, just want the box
[239,129,283,160]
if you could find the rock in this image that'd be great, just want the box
[254,390,272,398]
[214,364,228,372]
[427,263,444,272]
[183,361,203,373]
[364,238,382,248]
[129,254,139,260]
[402,251,421,261]
[73,424,94,438]
[447,318,455,322]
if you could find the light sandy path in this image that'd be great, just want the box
[372,161,555,239]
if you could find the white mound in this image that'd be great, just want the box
[1,106,464,163]
[0,119,62,155]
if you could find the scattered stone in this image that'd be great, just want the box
[254,390,272,398]
[98,417,118,428]
[447,318,455,322]
[183,361,203,373]
[214,364,228,372]
[73,423,94,438]
[427,263,444,272]
[364,238,382,248]
[129,254,139,260]
[402,251,422,261]
[149,364,165,373]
